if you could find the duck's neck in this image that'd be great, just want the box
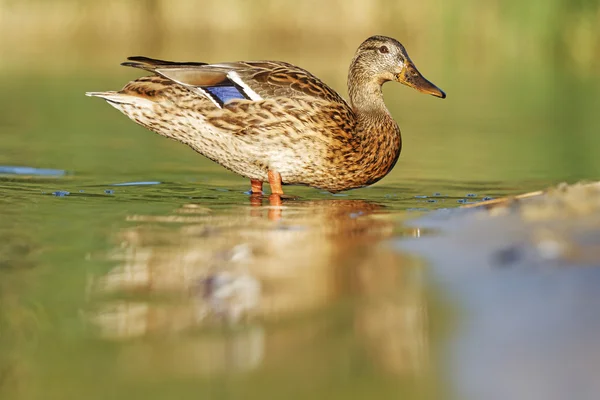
[347,62,398,136]
[346,63,402,185]
[348,67,389,117]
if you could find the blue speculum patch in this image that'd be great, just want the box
[204,85,247,105]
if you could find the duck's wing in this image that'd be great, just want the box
[122,57,348,108]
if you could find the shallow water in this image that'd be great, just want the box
[1,70,600,400]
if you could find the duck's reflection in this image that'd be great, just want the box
[88,198,428,377]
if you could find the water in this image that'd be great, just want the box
[1,68,600,400]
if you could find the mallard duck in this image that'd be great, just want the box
[86,35,445,195]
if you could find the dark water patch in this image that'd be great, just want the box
[492,245,525,267]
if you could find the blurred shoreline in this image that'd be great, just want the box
[0,0,598,75]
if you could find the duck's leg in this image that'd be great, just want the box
[265,171,284,220]
[267,171,284,195]
[249,179,263,210]
[250,179,263,194]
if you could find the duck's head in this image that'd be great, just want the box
[351,35,446,99]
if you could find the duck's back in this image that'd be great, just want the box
[122,57,349,107]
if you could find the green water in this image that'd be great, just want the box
[1,68,599,400]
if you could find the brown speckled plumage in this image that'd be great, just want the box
[87,36,445,193]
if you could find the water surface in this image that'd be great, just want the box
[1,69,599,399]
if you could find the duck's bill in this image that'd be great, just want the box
[397,64,446,99]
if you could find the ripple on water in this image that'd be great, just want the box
[111,181,161,186]
[0,165,66,176]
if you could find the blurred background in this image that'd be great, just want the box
[1,0,599,74]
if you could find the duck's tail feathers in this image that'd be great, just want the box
[85,91,155,108]
[121,56,208,72]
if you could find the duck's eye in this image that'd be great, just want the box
[378,45,389,54]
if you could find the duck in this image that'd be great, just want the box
[86,35,445,195]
